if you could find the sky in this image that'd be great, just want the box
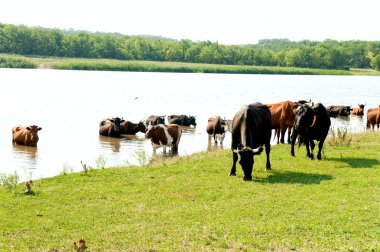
[1,0,379,45]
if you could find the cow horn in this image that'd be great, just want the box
[252,146,264,154]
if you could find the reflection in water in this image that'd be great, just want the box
[207,140,225,151]
[98,136,121,152]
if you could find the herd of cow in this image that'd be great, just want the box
[11,101,380,181]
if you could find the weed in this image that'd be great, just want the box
[0,171,19,195]
[328,127,352,146]
[133,149,150,166]
[61,162,74,175]
[95,155,107,169]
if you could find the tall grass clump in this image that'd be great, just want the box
[0,171,19,195]
[0,55,37,68]
[328,127,352,146]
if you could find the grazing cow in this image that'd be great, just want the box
[12,125,42,147]
[366,108,380,129]
[145,124,182,154]
[120,121,146,135]
[266,100,297,144]
[99,117,124,137]
[230,103,272,181]
[206,116,230,144]
[167,115,196,126]
[291,103,331,160]
[351,104,365,116]
[326,105,352,116]
[144,115,165,126]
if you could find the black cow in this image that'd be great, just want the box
[291,103,331,160]
[326,105,352,116]
[230,103,272,181]
[144,115,165,126]
[167,115,196,126]
[99,117,124,137]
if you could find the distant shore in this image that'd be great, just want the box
[1,53,380,76]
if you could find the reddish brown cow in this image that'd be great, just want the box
[145,124,182,154]
[266,101,297,144]
[120,121,146,135]
[352,104,365,116]
[12,125,42,147]
[366,108,380,129]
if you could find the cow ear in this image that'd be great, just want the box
[26,127,31,130]
[38,127,42,131]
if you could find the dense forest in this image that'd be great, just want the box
[1,23,380,71]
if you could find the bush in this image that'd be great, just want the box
[0,55,37,68]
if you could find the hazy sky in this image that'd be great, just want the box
[1,0,379,45]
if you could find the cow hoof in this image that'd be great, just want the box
[229,173,236,176]
[243,177,252,181]
[266,167,272,171]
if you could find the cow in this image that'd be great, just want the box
[366,108,380,129]
[206,116,230,144]
[99,117,124,137]
[291,103,331,160]
[230,103,272,181]
[145,124,182,154]
[120,121,146,135]
[326,105,352,116]
[144,115,165,126]
[351,104,365,116]
[266,100,297,144]
[167,115,196,127]
[12,125,42,147]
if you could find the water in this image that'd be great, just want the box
[0,69,379,180]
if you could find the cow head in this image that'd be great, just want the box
[26,125,42,146]
[188,115,196,126]
[339,106,351,116]
[357,104,365,113]
[157,116,165,124]
[138,121,147,133]
[233,145,263,180]
[294,104,315,135]
[145,124,156,139]
[111,117,123,132]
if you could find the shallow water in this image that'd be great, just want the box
[0,69,379,180]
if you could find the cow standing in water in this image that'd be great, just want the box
[144,115,165,126]
[366,107,380,129]
[291,103,331,160]
[99,117,124,137]
[12,125,42,147]
[326,105,352,116]
[206,116,230,144]
[167,115,197,127]
[230,103,272,181]
[352,104,365,116]
[120,121,146,135]
[145,124,182,154]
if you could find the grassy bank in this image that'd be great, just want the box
[0,132,379,251]
[1,53,380,75]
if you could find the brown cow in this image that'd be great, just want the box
[144,115,165,126]
[266,101,297,144]
[206,116,230,144]
[99,117,124,137]
[351,104,365,116]
[120,121,146,135]
[145,124,182,154]
[12,125,42,147]
[366,108,380,129]
[326,105,352,116]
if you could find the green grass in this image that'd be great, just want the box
[0,54,37,68]
[0,132,379,251]
[1,53,380,75]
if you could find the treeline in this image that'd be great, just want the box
[1,23,380,70]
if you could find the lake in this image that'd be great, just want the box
[0,68,379,181]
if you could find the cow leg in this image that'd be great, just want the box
[163,146,167,154]
[287,126,292,143]
[305,139,313,159]
[280,126,286,144]
[310,140,315,160]
[265,142,271,170]
[220,133,225,145]
[230,152,238,176]
[317,140,325,160]
[208,135,212,142]
[290,130,298,156]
